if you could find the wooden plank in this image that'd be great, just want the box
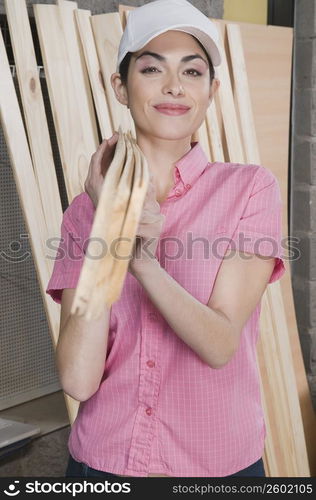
[236,22,293,196]
[75,8,113,139]
[226,23,259,164]
[213,20,245,163]
[256,293,290,476]
[91,12,135,135]
[192,120,210,157]
[206,100,224,163]
[33,4,96,202]
[106,132,149,304]
[71,127,127,320]
[118,3,133,28]
[0,26,79,425]
[56,0,99,146]
[5,0,62,241]
[71,128,149,320]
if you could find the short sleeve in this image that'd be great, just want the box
[46,193,95,303]
[226,167,286,284]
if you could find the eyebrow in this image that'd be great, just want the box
[133,51,208,65]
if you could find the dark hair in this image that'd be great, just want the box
[119,37,215,87]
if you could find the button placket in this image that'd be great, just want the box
[127,296,162,472]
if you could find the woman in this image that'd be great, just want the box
[46,0,285,478]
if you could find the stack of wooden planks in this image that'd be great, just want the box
[0,0,315,476]
[71,128,150,320]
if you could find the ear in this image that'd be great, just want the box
[208,78,220,105]
[110,72,129,107]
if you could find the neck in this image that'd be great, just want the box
[135,132,193,196]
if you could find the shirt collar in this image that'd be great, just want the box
[173,141,210,187]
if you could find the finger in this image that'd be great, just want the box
[89,133,118,177]
[108,132,119,145]
[94,132,119,161]
[100,139,119,175]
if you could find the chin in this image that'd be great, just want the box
[134,122,196,141]
[156,132,193,141]
[152,125,195,139]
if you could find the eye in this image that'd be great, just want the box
[185,69,202,77]
[140,67,202,77]
[140,66,160,74]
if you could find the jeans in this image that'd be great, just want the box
[65,454,266,478]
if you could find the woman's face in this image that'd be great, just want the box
[111,30,219,141]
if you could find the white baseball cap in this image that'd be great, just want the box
[116,0,222,73]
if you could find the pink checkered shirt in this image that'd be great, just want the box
[46,141,285,476]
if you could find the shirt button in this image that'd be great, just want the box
[175,189,182,197]
[146,360,155,368]
[185,184,191,190]
[148,312,158,322]
[146,407,152,416]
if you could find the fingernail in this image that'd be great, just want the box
[108,133,118,144]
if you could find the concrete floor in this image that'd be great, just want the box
[0,391,71,477]
[0,426,70,477]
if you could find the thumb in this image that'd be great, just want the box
[108,132,119,145]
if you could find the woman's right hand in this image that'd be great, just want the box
[84,132,119,208]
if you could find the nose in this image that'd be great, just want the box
[162,73,184,96]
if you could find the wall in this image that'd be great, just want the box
[291,0,316,409]
[223,0,267,24]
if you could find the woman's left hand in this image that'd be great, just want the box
[129,172,165,278]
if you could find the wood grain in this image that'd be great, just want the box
[106,132,150,304]
[213,20,244,163]
[34,3,97,202]
[70,128,148,321]
[75,8,113,140]
[57,0,99,146]
[70,126,126,320]
[5,0,62,242]
[91,12,136,136]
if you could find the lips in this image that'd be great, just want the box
[153,103,191,116]
[154,104,190,110]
